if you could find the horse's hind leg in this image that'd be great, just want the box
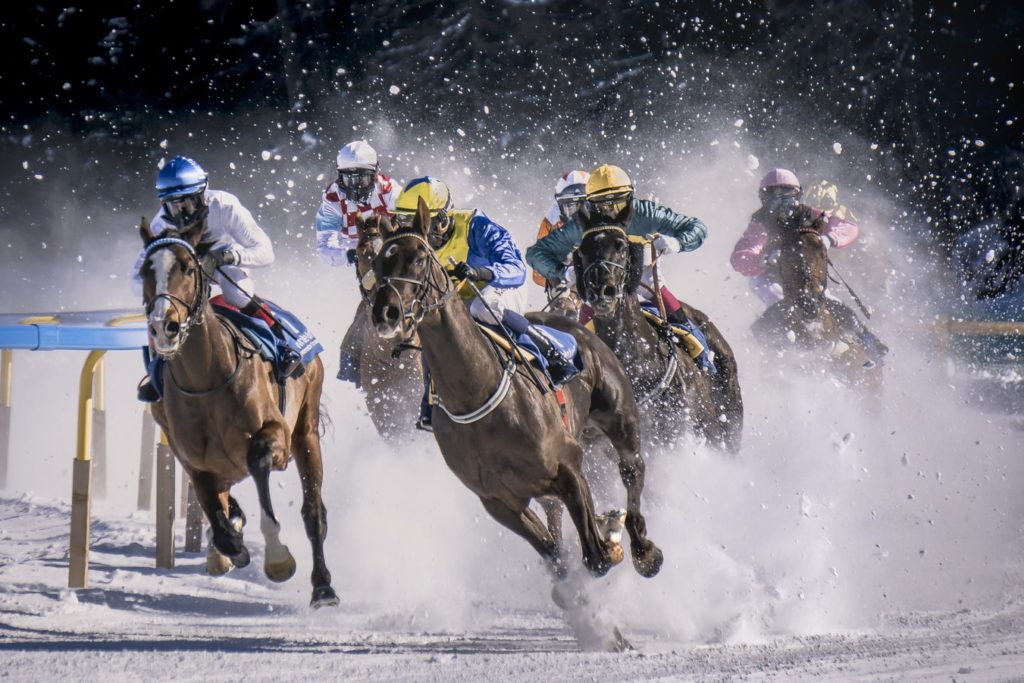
[479,496,565,579]
[540,496,564,561]
[588,411,663,578]
[291,409,339,608]
[247,422,297,583]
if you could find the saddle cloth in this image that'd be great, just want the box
[582,303,716,373]
[476,322,583,384]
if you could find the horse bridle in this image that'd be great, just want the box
[578,225,629,304]
[142,236,210,355]
[372,230,458,331]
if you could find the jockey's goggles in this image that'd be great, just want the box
[759,185,801,202]
[338,168,375,199]
[557,196,586,221]
[588,191,633,220]
[162,193,206,228]
[394,210,450,232]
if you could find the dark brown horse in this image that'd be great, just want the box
[349,214,424,441]
[138,217,337,607]
[753,227,883,404]
[368,199,662,610]
[573,223,742,452]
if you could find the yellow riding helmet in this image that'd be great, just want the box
[394,176,452,216]
[586,164,633,198]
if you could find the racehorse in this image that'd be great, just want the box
[351,214,424,441]
[368,199,663,607]
[573,222,740,452]
[138,216,338,608]
[752,226,883,405]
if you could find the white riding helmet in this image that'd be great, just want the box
[336,140,378,171]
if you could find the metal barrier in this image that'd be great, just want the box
[935,315,1024,370]
[0,309,202,588]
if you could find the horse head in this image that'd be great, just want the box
[369,197,450,340]
[138,215,212,356]
[354,213,390,294]
[777,227,830,324]
[573,221,644,319]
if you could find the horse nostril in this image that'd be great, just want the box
[601,285,618,299]
[384,306,400,325]
[165,320,181,337]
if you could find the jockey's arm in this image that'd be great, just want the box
[222,197,274,267]
[630,199,707,252]
[379,175,402,212]
[313,198,353,267]
[468,215,526,288]
[730,219,770,277]
[525,217,582,282]
[532,217,557,287]
[821,211,859,249]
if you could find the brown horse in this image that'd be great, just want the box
[573,223,742,452]
[753,227,883,404]
[369,199,662,607]
[137,217,338,607]
[348,214,424,441]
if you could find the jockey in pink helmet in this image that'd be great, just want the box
[730,168,887,362]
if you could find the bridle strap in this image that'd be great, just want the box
[142,236,208,353]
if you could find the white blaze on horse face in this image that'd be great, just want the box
[147,249,178,351]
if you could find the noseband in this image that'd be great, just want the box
[142,236,208,354]
[579,225,629,304]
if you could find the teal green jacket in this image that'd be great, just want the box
[525,198,708,281]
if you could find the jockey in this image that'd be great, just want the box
[132,155,301,401]
[730,168,887,362]
[526,163,707,325]
[532,170,590,291]
[313,140,402,386]
[392,176,574,431]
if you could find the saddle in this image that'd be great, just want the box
[584,304,715,373]
[476,321,582,382]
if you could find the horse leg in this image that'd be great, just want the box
[540,496,564,562]
[554,459,622,578]
[678,303,744,453]
[246,422,297,584]
[588,411,663,578]
[190,471,250,570]
[479,496,565,579]
[291,409,339,608]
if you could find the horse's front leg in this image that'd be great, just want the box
[247,422,297,583]
[190,470,250,571]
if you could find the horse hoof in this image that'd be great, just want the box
[264,552,297,583]
[230,546,251,569]
[607,542,624,567]
[632,545,664,578]
[609,626,634,653]
[310,586,339,609]
[206,551,232,577]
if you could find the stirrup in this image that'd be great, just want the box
[279,349,303,378]
[415,416,433,433]
[137,379,160,403]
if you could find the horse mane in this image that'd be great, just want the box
[624,241,645,294]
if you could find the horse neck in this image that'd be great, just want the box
[416,290,506,415]
[167,297,237,390]
[591,293,660,368]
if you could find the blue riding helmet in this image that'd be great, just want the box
[156,156,208,200]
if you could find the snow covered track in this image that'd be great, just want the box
[2,495,1024,680]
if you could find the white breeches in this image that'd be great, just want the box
[469,285,526,325]
[213,266,255,308]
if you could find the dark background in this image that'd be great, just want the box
[0,0,1021,259]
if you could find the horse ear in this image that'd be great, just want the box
[414,196,431,238]
[139,216,154,245]
[379,214,395,235]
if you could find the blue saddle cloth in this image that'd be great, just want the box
[144,302,323,397]
[482,322,583,384]
[639,302,716,373]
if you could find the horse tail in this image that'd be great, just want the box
[317,400,333,439]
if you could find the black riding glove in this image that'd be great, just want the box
[346,248,358,265]
[451,262,494,283]
[210,247,239,267]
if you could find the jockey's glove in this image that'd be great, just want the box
[561,265,577,286]
[346,248,358,265]
[211,246,240,267]
[653,234,681,255]
[451,261,494,283]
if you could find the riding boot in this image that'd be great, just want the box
[824,299,888,363]
[417,364,433,432]
[137,376,160,403]
[242,300,303,378]
[524,325,575,386]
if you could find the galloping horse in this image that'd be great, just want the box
[752,226,883,403]
[350,214,424,441]
[574,222,740,452]
[369,199,663,599]
[138,217,338,607]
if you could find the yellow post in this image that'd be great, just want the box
[91,357,107,498]
[0,348,11,489]
[68,349,106,588]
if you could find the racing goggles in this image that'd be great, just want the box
[557,197,586,221]
[588,191,633,220]
[394,210,449,233]
[338,169,375,198]
[163,193,206,227]
[759,186,801,213]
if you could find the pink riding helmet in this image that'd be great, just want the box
[759,168,801,191]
